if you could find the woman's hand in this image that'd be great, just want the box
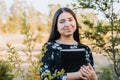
[67,63,98,80]
[79,63,98,80]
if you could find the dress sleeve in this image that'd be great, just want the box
[39,43,66,80]
[39,43,55,80]
[86,46,94,67]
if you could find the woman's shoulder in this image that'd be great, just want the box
[43,41,62,50]
[78,43,92,54]
[44,41,59,46]
[78,43,90,49]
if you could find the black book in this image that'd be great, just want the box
[60,48,87,72]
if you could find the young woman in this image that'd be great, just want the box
[40,7,98,80]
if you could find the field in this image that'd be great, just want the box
[0,34,110,66]
[0,33,110,79]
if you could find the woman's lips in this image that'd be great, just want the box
[65,28,72,31]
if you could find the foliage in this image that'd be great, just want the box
[39,45,65,80]
[40,69,65,80]
[0,60,14,80]
[0,0,48,35]
[72,0,120,79]
[6,43,24,79]
[6,14,42,80]
[6,13,65,80]
[99,65,117,80]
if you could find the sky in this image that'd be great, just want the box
[2,0,120,21]
[4,0,73,15]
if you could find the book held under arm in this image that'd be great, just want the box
[60,48,88,72]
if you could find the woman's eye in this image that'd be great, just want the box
[59,21,64,23]
[69,19,73,22]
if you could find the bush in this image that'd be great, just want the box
[0,60,14,80]
[98,65,117,80]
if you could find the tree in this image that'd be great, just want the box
[72,0,120,79]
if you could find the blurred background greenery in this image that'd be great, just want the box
[0,0,120,80]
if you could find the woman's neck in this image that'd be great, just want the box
[56,36,78,45]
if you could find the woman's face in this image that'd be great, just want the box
[57,12,76,37]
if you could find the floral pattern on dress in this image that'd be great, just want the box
[40,41,94,80]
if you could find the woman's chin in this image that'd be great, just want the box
[64,33,73,36]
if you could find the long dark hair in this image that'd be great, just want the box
[48,7,80,43]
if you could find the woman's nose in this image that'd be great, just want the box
[64,21,70,27]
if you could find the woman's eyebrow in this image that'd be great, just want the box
[67,17,73,19]
[59,17,73,21]
[58,19,65,22]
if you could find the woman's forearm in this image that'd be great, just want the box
[67,72,80,80]
[66,71,87,80]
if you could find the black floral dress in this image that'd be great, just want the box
[40,41,94,80]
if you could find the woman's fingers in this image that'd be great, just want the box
[80,65,92,78]
[88,63,93,70]
[80,67,90,78]
[79,64,98,80]
[82,65,91,73]
[79,70,87,80]
[81,66,89,75]
[80,76,87,80]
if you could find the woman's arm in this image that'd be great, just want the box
[40,43,55,80]
[40,43,67,80]
[66,71,87,80]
